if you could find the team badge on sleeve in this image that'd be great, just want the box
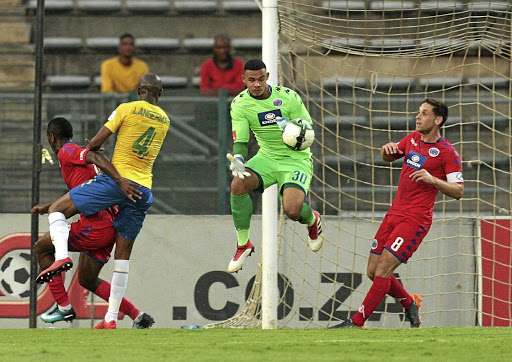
[108,111,116,121]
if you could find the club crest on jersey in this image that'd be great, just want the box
[428,147,440,157]
[405,151,426,170]
[273,98,283,107]
[258,109,283,126]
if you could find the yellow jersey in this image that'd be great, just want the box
[101,57,149,93]
[105,100,170,188]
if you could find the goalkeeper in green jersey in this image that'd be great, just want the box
[226,59,324,273]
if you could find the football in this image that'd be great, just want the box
[281,118,315,150]
[0,250,33,298]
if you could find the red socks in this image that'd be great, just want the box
[48,274,70,307]
[94,280,140,320]
[388,275,412,309]
[352,276,391,326]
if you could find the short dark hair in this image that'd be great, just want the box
[47,117,73,139]
[120,33,134,42]
[244,59,266,72]
[214,34,231,45]
[423,98,448,126]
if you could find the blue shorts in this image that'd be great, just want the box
[69,174,153,240]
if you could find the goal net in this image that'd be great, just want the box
[206,1,512,328]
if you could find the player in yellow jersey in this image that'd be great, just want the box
[36,73,170,329]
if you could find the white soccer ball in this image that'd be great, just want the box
[282,119,315,151]
[0,250,33,298]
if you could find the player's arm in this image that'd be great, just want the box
[86,126,112,151]
[381,142,404,162]
[85,150,142,202]
[31,202,52,215]
[410,170,464,200]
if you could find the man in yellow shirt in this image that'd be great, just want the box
[36,73,170,329]
[101,33,149,93]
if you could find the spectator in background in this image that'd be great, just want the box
[199,34,245,97]
[101,33,149,93]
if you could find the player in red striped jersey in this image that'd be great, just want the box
[331,98,464,328]
[32,117,154,328]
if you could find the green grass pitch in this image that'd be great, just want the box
[1,327,511,361]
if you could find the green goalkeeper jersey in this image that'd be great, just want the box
[230,85,313,160]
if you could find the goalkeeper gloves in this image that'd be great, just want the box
[226,153,251,179]
[276,117,291,131]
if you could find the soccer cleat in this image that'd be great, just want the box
[228,240,254,273]
[329,318,363,329]
[40,306,76,324]
[132,313,155,329]
[405,294,422,328]
[93,319,117,329]
[36,257,73,284]
[307,210,324,252]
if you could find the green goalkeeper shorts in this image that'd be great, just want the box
[245,152,313,197]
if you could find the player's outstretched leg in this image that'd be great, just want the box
[36,257,73,284]
[132,313,155,329]
[228,239,254,273]
[307,210,324,252]
[405,294,422,328]
[40,305,76,324]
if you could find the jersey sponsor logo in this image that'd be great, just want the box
[371,239,378,250]
[108,111,116,121]
[428,147,440,157]
[79,149,87,161]
[405,151,426,170]
[273,98,283,107]
[258,109,283,126]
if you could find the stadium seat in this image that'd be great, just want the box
[418,77,463,89]
[322,1,366,11]
[77,0,122,12]
[160,76,188,88]
[85,37,119,49]
[371,76,415,90]
[467,77,510,89]
[468,115,510,128]
[182,38,214,50]
[136,38,180,50]
[27,0,74,11]
[222,0,260,12]
[232,38,262,50]
[322,77,368,89]
[45,75,91,88]
[323,115,368,126]
[370,115,415,129]
[419,1,465,14]
[44,37,83,49]
[370,1,415,11]
[174,1,218,13]
[418,37,466,53]
[369,38,416,49]
[320,37,365,52]
[125,0,171,13]
[466,2,510,13]
[191,76,200,87]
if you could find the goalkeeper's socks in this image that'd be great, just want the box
[388,275,413,309]
[231,194,252,230]
[236,229,250,246]
[298,203,316,226]
[105,259,129,323]
[48,212,69,260]
[94,280,141,320]
[48,274,70,307]
[352,276,391,326]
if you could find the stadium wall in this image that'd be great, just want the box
[0,214,476,329]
